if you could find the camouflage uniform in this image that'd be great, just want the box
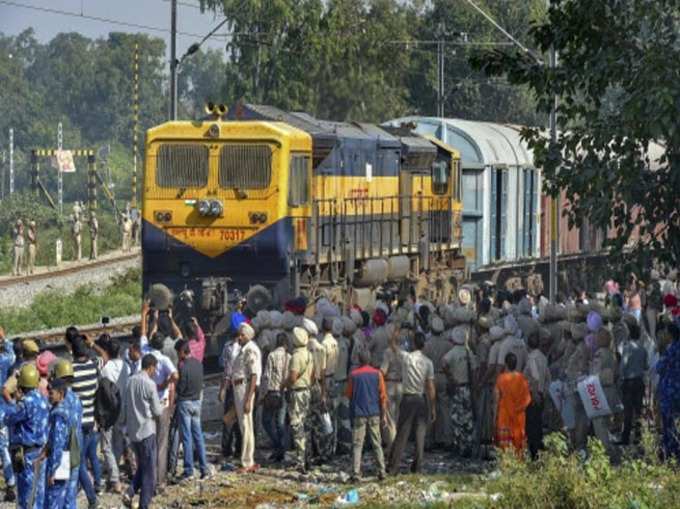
[321,323,340,454]
[422,316,453,447]
[565,323,591,451]
[335,317,354,454]
[442,327,478,457]
[305,320,333,461]
[380,342,404,449]
[288,328,312,470]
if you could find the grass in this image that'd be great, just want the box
[0,268,141,334]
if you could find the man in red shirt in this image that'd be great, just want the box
[346,350,388,482]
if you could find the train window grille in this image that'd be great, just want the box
[288,155,310,206]
[219,145,272,189]
[156,144,209,188]
[431,160,449,195]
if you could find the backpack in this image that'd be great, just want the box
[94,378,121,430]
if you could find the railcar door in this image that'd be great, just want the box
[399,170,413,246]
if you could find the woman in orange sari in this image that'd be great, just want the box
[495,352,532,453]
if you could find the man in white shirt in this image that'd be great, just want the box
[231,323,261,472]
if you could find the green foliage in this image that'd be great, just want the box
[0,193,124,269]
[471,0,680,275]
[0,268,141,334]
[197,0,543,123]
[0,29,165,203]
[481,433,680,509]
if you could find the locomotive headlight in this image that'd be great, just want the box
[197,200,211,216]
[209,200,223,217]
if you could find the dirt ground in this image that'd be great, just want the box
[81,433,495,509]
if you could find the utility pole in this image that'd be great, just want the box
[548,0,559,303]
[170,0,178,120]
[9,128,14,195]
[1,150,5,200]
[132,42,140,209]
[57,122,64,216]
[435,22,448,118]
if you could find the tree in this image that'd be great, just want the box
[471,0,680,273]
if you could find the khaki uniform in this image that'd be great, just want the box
[335,333,352,454]
[380,347,404,449]
[442,344,478,456]
[423,334,453,447]
[231,340,262,468]
[591,346,619,455]
[498,334,529,372]
[72,218,82,261]
[308,337,332,460]
[288,344,312,468]
[12,225,24,276]
[565,342,591,450]
[122,217,132,252]
[26,226,36,274]
[89,216,98,260]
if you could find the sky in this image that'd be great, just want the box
[0,0,229,60]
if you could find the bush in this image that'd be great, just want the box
[0,268,141,333]
[483,432,680,509]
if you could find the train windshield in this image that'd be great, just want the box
[219,144,273,190]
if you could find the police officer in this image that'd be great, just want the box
[12,219,25,276]
[71,214,82,262]
[304,318,332,463]
[52,360,82,509]
[44,378,71,509]
[286,327,312,474]
[5,364,49,509]
[422,315,453,449]
[0,327,16,501]
[26,222,37,275]
[442,326,478,458]
[88,212,98,261]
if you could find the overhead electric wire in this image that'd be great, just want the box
[0,0,254,39]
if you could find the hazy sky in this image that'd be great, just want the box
[0,0,229,60]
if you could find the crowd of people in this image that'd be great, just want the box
[0,269,678,509]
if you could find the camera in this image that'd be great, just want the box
[101,316,110,325]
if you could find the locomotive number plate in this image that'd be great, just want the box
[167,228,247,243]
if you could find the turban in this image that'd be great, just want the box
[239,322,255,341]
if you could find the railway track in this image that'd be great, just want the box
[0,250,141,289]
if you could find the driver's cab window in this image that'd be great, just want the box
[432,160,449,195]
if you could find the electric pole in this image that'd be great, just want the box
[548,0,559,303]
[58,122,64,216]
[435,22,448,118]
[170,0,178,120]
[9,128,14,195]
[132,42,140,208]
[1,150,5,200]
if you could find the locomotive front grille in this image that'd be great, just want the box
[156,144,209,188]
[219,144,272,190]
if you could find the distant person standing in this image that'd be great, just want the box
[26,221,37,275]
[12,219,25,276]
[89,212,99,261]
[121,214,132,253]
[71,214,82,262]
[388,332,436,475]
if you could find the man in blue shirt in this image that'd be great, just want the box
[0,328,16,502]
[44,378,71,509]
[5,364,49,509]
[53,359,83,509]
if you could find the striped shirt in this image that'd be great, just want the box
[72,358,99,429]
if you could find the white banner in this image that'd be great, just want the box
[577,375,612,419]
[55,150,76,173]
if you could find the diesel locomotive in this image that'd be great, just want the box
[142,103,464,338]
